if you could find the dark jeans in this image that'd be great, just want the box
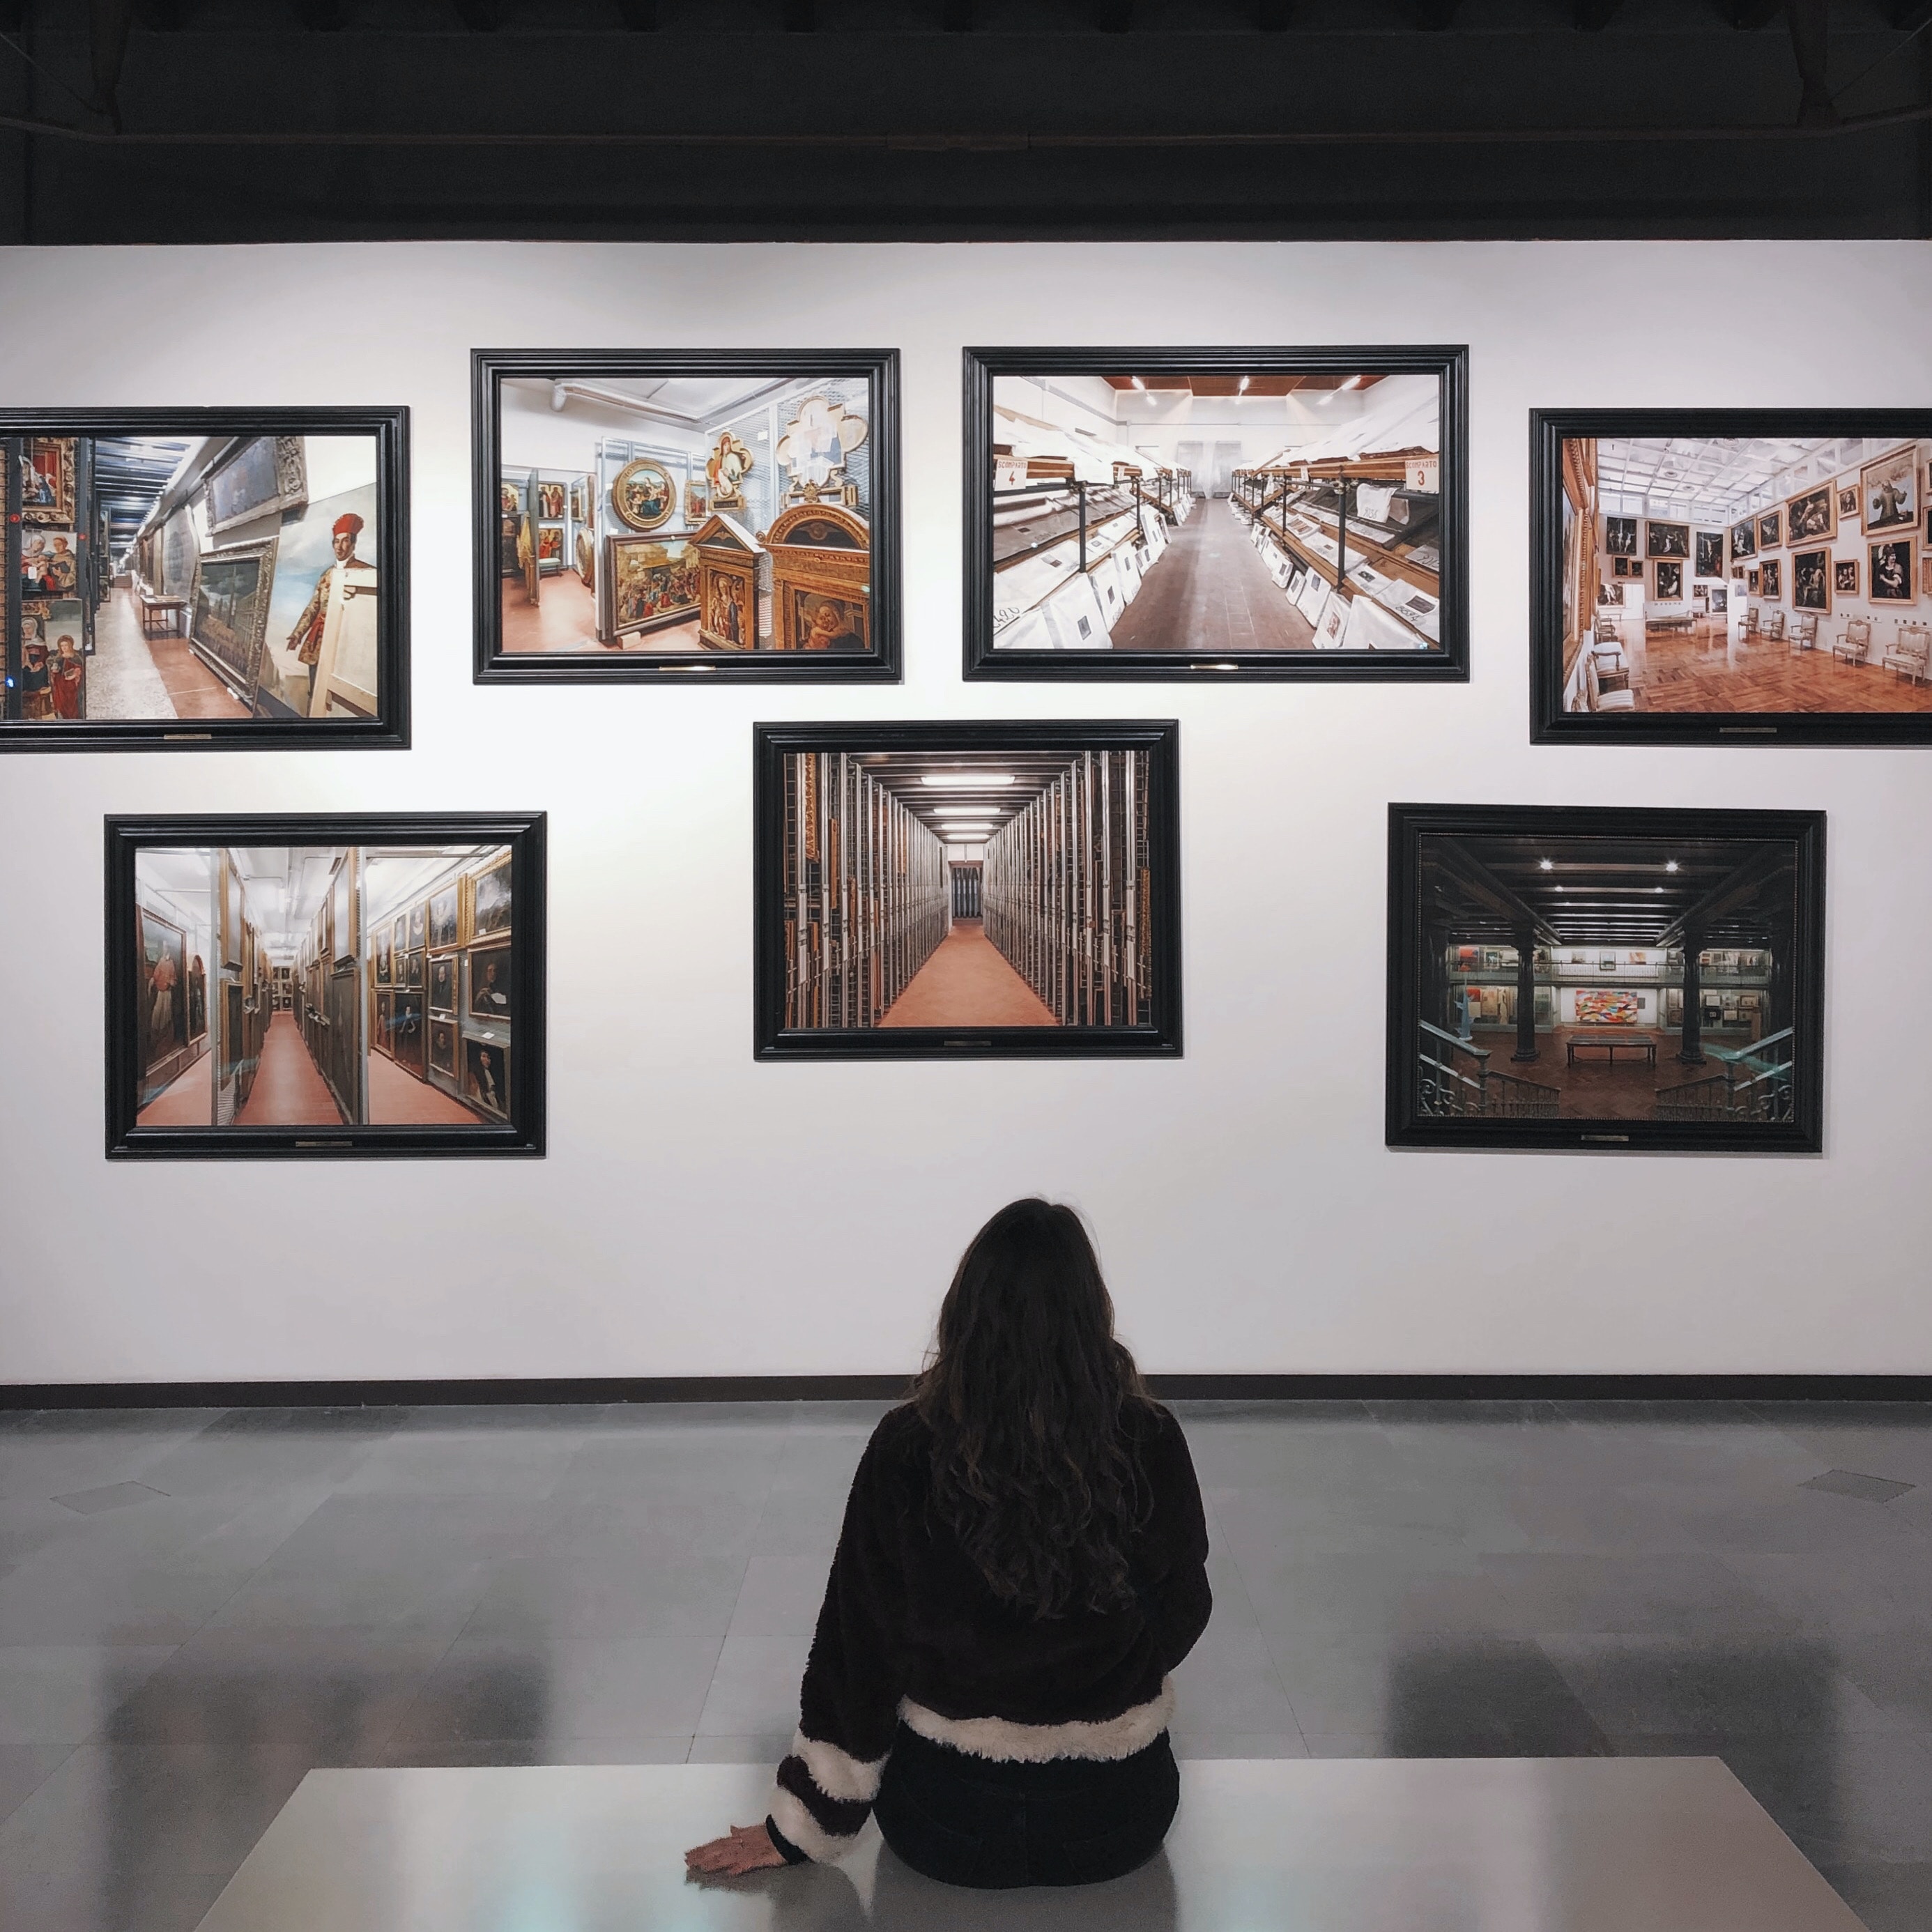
[873,1721,1179,1889]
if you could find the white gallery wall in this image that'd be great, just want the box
[2,239,1929,1386]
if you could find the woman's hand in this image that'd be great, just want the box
[684,1822,789,1880]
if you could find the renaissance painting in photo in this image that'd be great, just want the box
[1388,805,1824,1153]
[110,818,544,1156]
[3,415,404,746]
[965,349,1465,678]
[755,723,1181,1059]
[1535,413,1932,742]
[477,353,897,678]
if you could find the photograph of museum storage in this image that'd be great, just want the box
[6,429,380,723]
[1413,827,1803,1126]
[1564,434,1931,714]
[133,843,512,1129]
[988,370,1440,652]
[779,747,1152,1030]
[498,372,871,654]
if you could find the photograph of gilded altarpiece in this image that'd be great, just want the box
[474,351,898,682]
[1,411,407,749]
[964,346,1468,681]
[755,721,1181,1060]
[108,814,544,1157]
[1534,411,1932,744]
[1387,804,1825,1154]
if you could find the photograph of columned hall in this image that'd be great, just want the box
[1390,806,1824,1151]
[3,424,391,735]
[1545,422,1932,735]
[129,841,518,1135]
[756,723,1180,1057]
[487,362,884,665]
[973,353,1457,670]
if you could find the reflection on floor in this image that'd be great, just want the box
[499,573,705,654]
[89,587,249,722]
[1628,621,1932,713]
[879,919,1057,1027]
[135,1049,213,1126]
[1109,503,1317,652]
[367,1050,482,1126]
[0,1400,1926,1931]
[1473,1024,1733,1121]
[235,1012,345,1127]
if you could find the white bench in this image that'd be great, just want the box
[192,1757,1861,1931]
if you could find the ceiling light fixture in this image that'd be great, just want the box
[932,805,1008,818]
[1665,859,1680,873]
[921,773,1014,787]
[1539,858,1554,871]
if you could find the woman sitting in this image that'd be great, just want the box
[686,1197,1211,1890]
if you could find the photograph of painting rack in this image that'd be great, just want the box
[963,346,1467,680]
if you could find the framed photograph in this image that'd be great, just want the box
[1653,559,1683,601]
[1532,411,1932,743]
[1694,530,1726,580]
[473,349,899,683]
[1871,537,1915,604]
[106,813,546,1158]
[467,942,513,1024]
[428,951,456,1015]
[1602,514,1638,556]
[468,850,513,942]
[1386,804,1825,1154]
[1,408,407,751]
[963,345,1468,682]
[1785,482,1836,544]
[1791,548,1831,614]
[1645,520,1689,560]
[754,719,1181,1059]
[1838,484,1859,521]
[374,923,394,986]
[1862,444,1917,535]
[407,903,427,951]
[428,883,459,951]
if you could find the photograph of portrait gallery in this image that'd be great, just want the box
[1543,421,1932,738]
[491,367,878,661]
[756,726,1180,1058]
[1388,806,1823,1153]
[3,424,395,740]
[974,355,1457,669]
[126,841,519,1143]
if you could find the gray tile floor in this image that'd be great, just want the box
[1,1397,1928,1932]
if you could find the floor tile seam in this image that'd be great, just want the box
[686,1452,790,1749]
[0,1742,77,1839]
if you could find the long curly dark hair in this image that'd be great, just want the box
[912,1199,1156,1620]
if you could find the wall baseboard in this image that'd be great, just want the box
[1,1372,1926,1411]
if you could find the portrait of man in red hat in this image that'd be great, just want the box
[286,509,368,669]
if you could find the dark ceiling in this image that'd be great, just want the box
[0,1,1927,241]
[1422,832,1797,947]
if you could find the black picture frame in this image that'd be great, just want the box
[106,812,546,1158]
[753,719,1181,1060]
[1531,408,1932,744]
[1,407,408,752]
[1385,803,1825,1156]
[961,345,1469,682]
[472,349,900,684]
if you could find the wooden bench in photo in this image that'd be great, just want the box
[139,592,189,638]
[1567,1033,1657,1067]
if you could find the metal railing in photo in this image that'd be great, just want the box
[1655,1027,1797,1124]
[1416,1020,1559,1119]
